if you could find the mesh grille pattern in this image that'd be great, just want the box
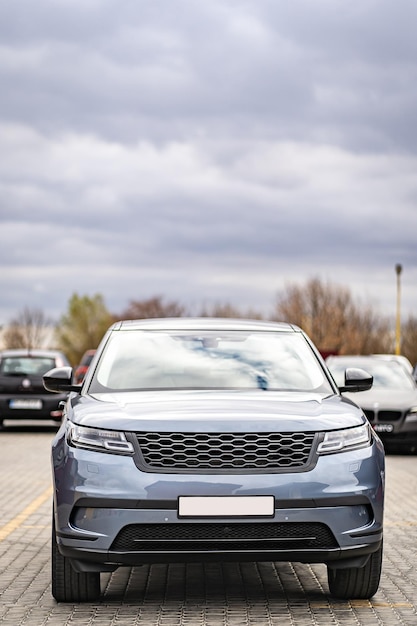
[110,522,337,552]
[135,431,316,471]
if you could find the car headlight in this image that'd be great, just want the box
[68,424,134,454]
[317,424,371,455]
[405,407,417,423]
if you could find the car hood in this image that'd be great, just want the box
[343,388,417,410]
[69,390,365,432]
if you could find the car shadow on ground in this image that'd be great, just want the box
[99,562,338,604]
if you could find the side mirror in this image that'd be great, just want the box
[43,367,82,393]
[339,367,373,393]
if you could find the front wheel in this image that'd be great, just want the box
[52,516,101,602]
[327,543,383,599]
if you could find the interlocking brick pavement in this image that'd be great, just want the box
[0,424,416,625]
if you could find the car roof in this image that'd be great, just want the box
[371,354,413,373]
[328,354,398,361]
[80,349,96,357]
[0,349,66,358]
[110,318,301,333]
[326,354,411,371]
[327,355,385,363]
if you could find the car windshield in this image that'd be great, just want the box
[0,356,56,376]
[88,330,333,393]
[328,359,416,391]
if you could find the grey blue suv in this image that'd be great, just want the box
[44,318,385,602]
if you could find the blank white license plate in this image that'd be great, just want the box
[9,399,42,410]
[178,495,274,518]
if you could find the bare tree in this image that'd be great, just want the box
[120,296,187,320]
[3,307,53,349]
[402,315,417,366]
[273,277,392,355]
[199,302,264,319]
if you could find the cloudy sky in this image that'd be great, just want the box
[1,0,416,327]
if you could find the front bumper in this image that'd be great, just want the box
[59,507,383,572]
[52,434,385,572]
[0,393,67,420]
[371,417,417,448]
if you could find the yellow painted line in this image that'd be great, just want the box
[350,600,414,608]
[371,602,414,608]
[310,601,414,609]
[0,486,52,542]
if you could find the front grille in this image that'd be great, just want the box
[110,522,337,552]
[378,411,402,422]
[364,410,402,423]
[134,431,316,472]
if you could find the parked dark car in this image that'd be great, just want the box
[73,349,96,384]
[0,349,70,428]
[45,318,384,602]
[326,354,417,452]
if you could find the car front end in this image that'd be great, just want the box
[53,392,384,569]
[45,319,385,601]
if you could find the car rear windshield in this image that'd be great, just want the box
[0,356,56,376]
[89,330,333,393]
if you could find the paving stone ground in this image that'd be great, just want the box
[0,422,416,625]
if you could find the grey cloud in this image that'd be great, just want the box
[6,0,414,149]
[0,0,416,325]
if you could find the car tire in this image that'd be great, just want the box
[52,516,101,602]
[327,542,383,599]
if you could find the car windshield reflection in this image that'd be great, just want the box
[89,330,332,393]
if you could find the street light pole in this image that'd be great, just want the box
[395,263,402,355]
